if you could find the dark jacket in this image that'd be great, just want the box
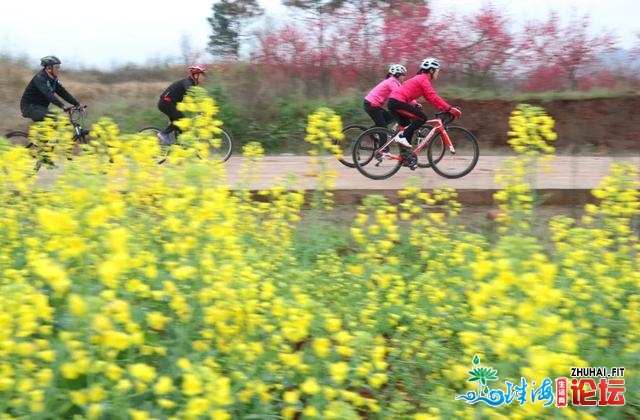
[20,70,79,112]
[158,77,194,105]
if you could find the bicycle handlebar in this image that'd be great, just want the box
[67,105,88,125]
[435,110,455,125]
[65,104,87,112]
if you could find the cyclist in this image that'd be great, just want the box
[156,64,207,145]
[387,57,461,148]
[20,56,83,122]
[363,64,408,128]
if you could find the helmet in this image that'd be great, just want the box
[388,64,407,76]
[188,64,207,75]
[420,57,441,71]
[41,55,61,67]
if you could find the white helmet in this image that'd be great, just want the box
[420,57,441,71]
[388,64,407,76]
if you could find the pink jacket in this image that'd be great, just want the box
[389,73,450,111]
[364,77,401,108]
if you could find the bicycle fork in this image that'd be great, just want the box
[441,130,456,154]
[424,119,455,155]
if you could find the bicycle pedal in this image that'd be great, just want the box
[401,151,418,169]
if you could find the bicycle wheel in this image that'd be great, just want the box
[139,126,170,164]
[427,126,479,179]
[197,127,233,162]
[352,127,403,180]
[334,124,367,168]
[139,126,162,138]
[7,131,39,160]
[6,131,31,148]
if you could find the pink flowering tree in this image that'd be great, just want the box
[518,9,617,90]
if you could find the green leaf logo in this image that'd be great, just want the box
[466,355,499,397]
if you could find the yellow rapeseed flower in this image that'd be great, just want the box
[301,377,321,395]
[329,361,349,384]
[182,373,203,396]
[312,337,332,358]
[128,363,156,383]
[154,376,174,395]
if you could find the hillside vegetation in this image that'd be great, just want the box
[1,58,639,154]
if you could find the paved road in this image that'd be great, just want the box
[223,154,640,205]
[225,155,637,189]
[36,154,640,205]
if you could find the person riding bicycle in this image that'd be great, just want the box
[387,57,461,148]
[20,56,83,122]
[156,64,207,145]
[363,64,408,128]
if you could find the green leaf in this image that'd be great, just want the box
[473,354,480,365]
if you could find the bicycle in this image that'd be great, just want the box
[6,105,90,170]
[351,111,479,180]
[334,120,399,168]
[138,126,233,164]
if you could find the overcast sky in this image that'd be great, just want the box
[1,0,637,69]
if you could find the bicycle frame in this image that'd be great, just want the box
[414,118,455,154]
[373,117,453,161]
[68,106,89,144]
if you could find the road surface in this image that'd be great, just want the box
[35,154,640,205]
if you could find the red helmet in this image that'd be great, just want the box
[188,64,207,75]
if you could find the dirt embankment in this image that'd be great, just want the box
[453,95,640,153]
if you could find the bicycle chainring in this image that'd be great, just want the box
[401,150,418,170]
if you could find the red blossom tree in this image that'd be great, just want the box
[252,23,317,94]
[379,1,432,69]
[518,9,617,90]
[328,0,395,87]
[424,4,516,88]
[248,1,631,96]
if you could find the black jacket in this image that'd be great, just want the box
[158,77,194,104]
[20,70,79,111]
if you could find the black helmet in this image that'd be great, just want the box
[40,56,62,67]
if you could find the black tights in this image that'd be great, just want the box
[158,101,184,135]
[387,98,428,142]
[364,100,395,128]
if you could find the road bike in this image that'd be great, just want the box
[6,105,91,170]
[138,126,233,164]
[351,111,479,180]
